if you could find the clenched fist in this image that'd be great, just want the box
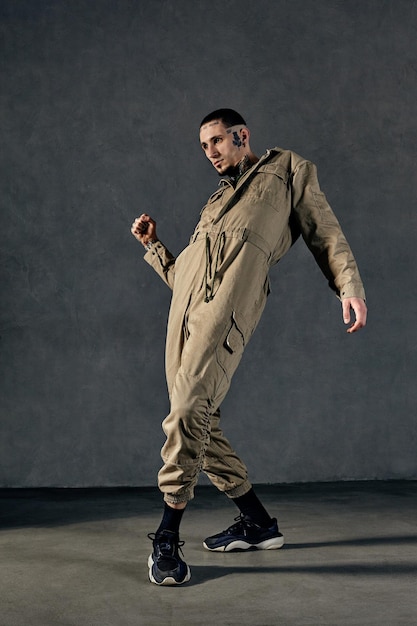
[131,213,157,248]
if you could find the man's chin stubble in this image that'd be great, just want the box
[217,164,236,177]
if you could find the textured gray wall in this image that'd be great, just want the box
[1,0,416,487]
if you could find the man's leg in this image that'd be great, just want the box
[156,500,187,534]
[202,408,284,552]
[157,369,215,503]
[148,368,217,586]
[148,499,191,586]
[148,327,282,584]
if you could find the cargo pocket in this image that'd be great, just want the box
[215,311,246,383]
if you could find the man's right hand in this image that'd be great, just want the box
[131,213,157,248]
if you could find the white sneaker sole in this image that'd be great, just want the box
[203,535,285,552]
[148,554,191,585]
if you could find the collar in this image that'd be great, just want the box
[218,148,278,188]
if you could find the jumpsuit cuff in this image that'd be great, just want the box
[164,491,195,506]
[224,480,253,499]
[339,282,366,301]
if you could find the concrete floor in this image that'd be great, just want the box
[1,481,416,626]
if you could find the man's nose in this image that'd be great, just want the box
[207,145,219,159]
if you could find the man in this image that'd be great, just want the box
[131,109,367,586]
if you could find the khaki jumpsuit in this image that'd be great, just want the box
[144,148,366,505]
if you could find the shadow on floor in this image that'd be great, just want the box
[1,480,416,530]
[187,561,417,586]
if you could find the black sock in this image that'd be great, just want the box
[233,488,273,528]
[156,502,185,535]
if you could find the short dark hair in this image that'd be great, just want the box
[200,108,247,129]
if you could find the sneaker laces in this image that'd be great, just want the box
[224,514,254,535]
[148,532,186,558]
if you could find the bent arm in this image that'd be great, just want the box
[144,240,176,290]
[131,214,176,290]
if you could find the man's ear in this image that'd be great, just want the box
[241,127,250,145]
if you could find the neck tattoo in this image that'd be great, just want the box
[229,155,256,185]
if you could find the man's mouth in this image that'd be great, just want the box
[213,159,223,168]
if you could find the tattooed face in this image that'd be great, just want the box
[199,120,249,176]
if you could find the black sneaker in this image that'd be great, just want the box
[147,530,191,585]
[203,514,284,552]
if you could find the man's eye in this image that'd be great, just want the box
[214,137,222,144]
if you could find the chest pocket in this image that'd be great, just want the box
[201,185,229,211]
[242,163,289,210]
[196,185,232,232]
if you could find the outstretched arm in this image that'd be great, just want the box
[342,297,367,334]
[291,161,367,334]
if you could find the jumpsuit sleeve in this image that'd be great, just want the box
[144,241,176,290]
[291,161,366,301]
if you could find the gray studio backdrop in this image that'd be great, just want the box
[1,0,416,487]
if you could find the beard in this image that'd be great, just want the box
[218,155,252,179]
[218,163,238,177]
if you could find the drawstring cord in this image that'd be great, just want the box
[204,234,211,302]
[204,231,226,302]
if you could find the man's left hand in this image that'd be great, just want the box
[342,297,367,333]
